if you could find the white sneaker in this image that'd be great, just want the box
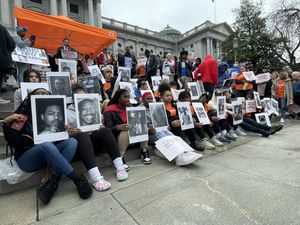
[200,138,216,150]
[228,130,238,138]
[280,118,285,123]
[0,98,10,104]
[175,151,203,166]
[234,128,247,137]
[210,136,224,147]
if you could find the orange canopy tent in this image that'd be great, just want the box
[14,6,117,56]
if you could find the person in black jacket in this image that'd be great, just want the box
[103,89,151,168]
[118,46,137,78]
[145,49,158,84]
[0,24,15,103]
[2,88,92,205]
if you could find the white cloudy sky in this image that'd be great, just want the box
[102,0,278,33]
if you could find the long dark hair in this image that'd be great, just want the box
[15,88,51,118]
[108,89,129,106]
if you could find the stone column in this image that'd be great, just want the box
[61,0,68,16]
[216,40,220,59]
[88,0,95,26]
[14,0,22,6]
[206,37,211,55]
[1,0,12,26]
[96,0,102,28]
[50,0,58,15]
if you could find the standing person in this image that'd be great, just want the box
[233,66,254,97]
[14,69,42,110]
[119,46,137,78]
[177,50,193,83]
[103,89,151,168]
[0,24,15,104]
[193,55,218,99]
[13,26,35,83]
[3,88,92,205]
[55,38,76,59]
[145,49,158,84]
[271,71,293,123]
[162,53,175,81]
[97,48,113,66]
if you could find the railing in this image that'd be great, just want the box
[101,16,175,41]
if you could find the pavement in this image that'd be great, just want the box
[0,119,300,225]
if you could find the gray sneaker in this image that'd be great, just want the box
[234,128,247,137]
[210,136,224,147]
[200,138,216,150]
[224,133,237,141]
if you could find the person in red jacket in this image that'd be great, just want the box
[193,55,218,99]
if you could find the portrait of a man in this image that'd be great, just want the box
[36,98,65,135]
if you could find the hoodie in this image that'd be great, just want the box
[193,55,218,85]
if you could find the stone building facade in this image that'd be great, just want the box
[0,0,233,59]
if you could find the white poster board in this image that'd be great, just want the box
[74,94,102,132]
[126,107,149,144]
[255,112,271,127]
[149,102,169,131]
[217,96,226,119]
[177,102,194,130]
[20,82,49,101]
[192,103,211,125]
[11,46,49,66]
[187,82,200,100]
[31,95,68,144]
[155,135,194,161]
[232,100,243,125]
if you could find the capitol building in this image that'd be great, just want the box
[1,0,233,59]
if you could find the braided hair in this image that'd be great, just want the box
[15,88,51,118]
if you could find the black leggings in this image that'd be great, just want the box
[74,128,120,170]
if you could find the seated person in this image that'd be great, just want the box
[14,68,42,110]
[67,84,129,189]
[139,92,203,166]
[3,88,92,205]
[103,89,151,167]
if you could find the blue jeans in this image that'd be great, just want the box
[278,98,287,119]
[17,138,78,177]
[149,130,173,144]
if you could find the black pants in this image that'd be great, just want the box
[74,128,120,170]
[171,126,197,143]
[240,117,270,134]
[203,82,215,100]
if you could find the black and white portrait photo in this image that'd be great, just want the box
[192,103,210,125]
[88,65,105,84]
[187,82,200,100]
[126,107,148,144]
[177,102,194,130]
[31,95,68,144]
[78,76,101,94]
[232,101,243,125]
[118,67,131,82]
[151,76,162,91]
[149,102,169,131]
[255,112,271,127]
[74,94,102,132]
[47,72,72,97]
[217,96,226,119]
[253,91,262,108]
[58,59,77,82]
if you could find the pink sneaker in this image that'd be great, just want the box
[116,167,128,181]
[91,178,111,191]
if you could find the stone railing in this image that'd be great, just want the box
[101,16,176,42]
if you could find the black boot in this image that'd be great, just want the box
[38,175,60,205]
[72,175,93,199]
[190,142,205,151]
